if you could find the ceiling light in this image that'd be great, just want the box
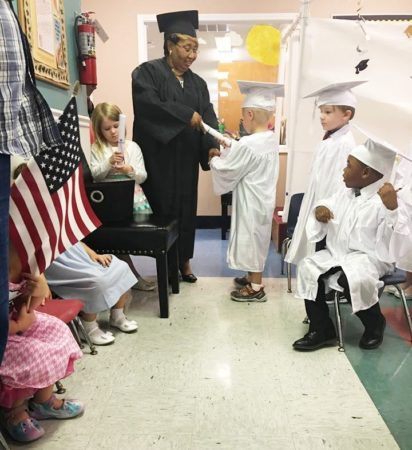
[219,91,229,97]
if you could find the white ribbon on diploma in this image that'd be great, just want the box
[201,121,232,148]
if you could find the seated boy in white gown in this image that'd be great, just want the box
[209,81,284,302]
[293,138,398,351]
[377,174,412,281]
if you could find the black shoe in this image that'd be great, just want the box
[233,275,249,288]
[293,330,337,351]
[359,315,386,350]
[181,273,197,283]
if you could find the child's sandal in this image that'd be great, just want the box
[29,395,85,420]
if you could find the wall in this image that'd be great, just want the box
[16,0,88,116]
[82,0,412,216]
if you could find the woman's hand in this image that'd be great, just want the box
[315,206,334,223]
[190,112,204,132]
[208,148,220,161]
[109,151,124,166]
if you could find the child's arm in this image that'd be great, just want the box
[80,243,112,267]
[89,145,114,181]
[21,273,50,312]
[9,306,36,335]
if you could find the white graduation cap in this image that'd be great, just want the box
[237,80,285,111]
[303,80,367,108]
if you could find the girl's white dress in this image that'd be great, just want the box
[45,242,137,313]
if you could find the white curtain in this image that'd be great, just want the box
[284,18,412,213]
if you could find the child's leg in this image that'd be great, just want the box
[248,271,263,288]
[110,292,138,333]
[29,385,84,420]
[2,398,45,442]
[79,312,115,345]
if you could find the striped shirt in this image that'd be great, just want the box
[0,0,61,157]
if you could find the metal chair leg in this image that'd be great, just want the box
[333,291,345,352]
[68,320,83,349]
[287,262,292,293]
[55,380,66,394]
[395,285,412,341]
[74,317,98,355]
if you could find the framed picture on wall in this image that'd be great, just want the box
[18,0,70,89]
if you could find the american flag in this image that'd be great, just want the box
[9,96,101,275]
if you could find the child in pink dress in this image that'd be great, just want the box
[1,268,84,443]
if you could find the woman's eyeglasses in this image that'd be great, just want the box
[176,44,200,55]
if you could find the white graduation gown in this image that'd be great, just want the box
[377,183,412,272]
[285,125,355,265]
[296,180,395,313]
[210,131,279,272]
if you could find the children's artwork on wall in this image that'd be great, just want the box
[246,25,281,67]
[18,0,69,89]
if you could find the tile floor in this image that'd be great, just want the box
[7,229,410,450]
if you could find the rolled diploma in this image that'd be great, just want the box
[202,121,232,148]
[118,114,126,153]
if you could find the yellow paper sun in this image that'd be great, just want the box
[246,25,281,66]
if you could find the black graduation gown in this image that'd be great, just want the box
[131,57,218,265]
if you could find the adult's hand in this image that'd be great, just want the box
[190,112,204,132]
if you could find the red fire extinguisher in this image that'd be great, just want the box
[75,12,97,85]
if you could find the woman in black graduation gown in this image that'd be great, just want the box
[132,10,219,283]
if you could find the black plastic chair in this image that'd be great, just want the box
[332,268,412,352]
[280,193,304,292]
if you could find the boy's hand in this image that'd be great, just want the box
[315,206,334,223]
[378,183,398,210]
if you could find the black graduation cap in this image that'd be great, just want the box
[156,10,199,38]
[355,59,369,74]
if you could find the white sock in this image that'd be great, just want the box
[80,318,99,332]
[110,308,126,321]
[251,283,263,291]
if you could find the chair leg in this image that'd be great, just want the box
[74,317,98,355]
[221,203,228,240]
[333,291,345,352]
[281,238,290,275]
[68,320,83,349]
[395,285,412,341]
[287,262,292,293]
[156,252,169,318]
[169,240,179,295]
[55,380,66,394]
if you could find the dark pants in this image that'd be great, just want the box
[305,266,383,334]
[0,155,10,364]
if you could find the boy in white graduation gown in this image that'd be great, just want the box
[210,81,284,302]
[293,138,397,351]
[285,81,366,266]
[377,156,412,295]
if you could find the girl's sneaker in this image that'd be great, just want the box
[29,395,85,420]
[4,417,45,443]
